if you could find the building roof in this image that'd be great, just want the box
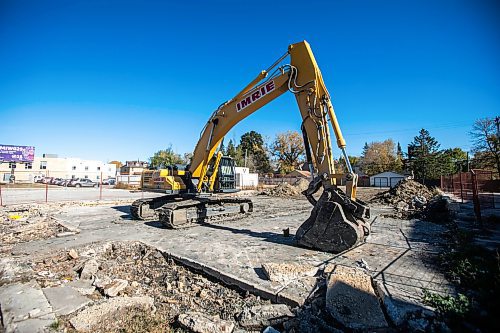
[369,171,406,178]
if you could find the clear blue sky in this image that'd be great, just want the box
[1,0,499,162]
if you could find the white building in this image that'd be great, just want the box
[370,171,406,188]
[0,154,117,183]
[235,167,258,188]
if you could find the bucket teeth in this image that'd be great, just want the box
[296,189,370,253]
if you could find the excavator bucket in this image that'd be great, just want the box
[296,188,371,253]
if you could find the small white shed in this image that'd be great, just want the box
[235,167,259,188]
[370,171,406,188]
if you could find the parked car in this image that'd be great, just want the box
[41,177,53,184]
[68,178,97,188]
[50,178,62,185]
[61,179,72,187]
[34,175,44,183]
[102,178,116,185]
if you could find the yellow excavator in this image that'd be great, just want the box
[131,40,370,253]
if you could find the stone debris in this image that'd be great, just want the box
[56,231,78,237]
[325,265,388,330]
[68,249,79,259]
[238,304,294,329]
[80,259,99,279]
[261,262,318,284]
[103,278,128,297]
[264,183,301,197]
[0,204,69,245]
[178,311,235,333]
[371,179,434,209]
[69,296,155,332]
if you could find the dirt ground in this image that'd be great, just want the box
[0,186,457,333]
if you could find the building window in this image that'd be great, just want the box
[25,163,32,169]
[40,161,47,169]
[85,166,89,171]
[9,162,16,169]
[72,166,76,170]
[71,175,75,179]
[97,166,101,171]
[97,175,100,179]
[84,175,88,179]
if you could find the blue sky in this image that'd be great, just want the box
[1,0,499,162]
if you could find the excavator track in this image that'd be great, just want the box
[158,197,253,228]
[130,194,253,228]
[130,194,183,221]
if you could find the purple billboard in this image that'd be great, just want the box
[0,145,35,163]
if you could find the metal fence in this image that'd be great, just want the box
[441,169,499,222]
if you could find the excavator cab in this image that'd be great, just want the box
[215,156,238,193]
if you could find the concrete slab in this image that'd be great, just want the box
[325,265,387,330]
[0,280,56,333]
[42,285,92,315]
[9,196,455,319]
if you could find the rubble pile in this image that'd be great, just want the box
[371,179,434,211]
[28,241,292,332]
[265,183,301,197]
[0,205,69,251]
[264,178,311,197]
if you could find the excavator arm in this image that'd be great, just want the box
[189,41,370,253]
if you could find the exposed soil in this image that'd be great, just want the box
[27,241,281,332]
[0,205,69,253]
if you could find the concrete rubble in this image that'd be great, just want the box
[0,189,466,332]
[262,262,318,284]
[0,280,56,333]
[325,265,388,330]
[238,304,294,329]
[178,311,235,333]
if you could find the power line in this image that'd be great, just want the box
[344,121,472,136]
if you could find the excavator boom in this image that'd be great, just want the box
[131,41,370,253]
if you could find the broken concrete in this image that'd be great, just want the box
[80,258,99,279]
[177,312,235,333]
[69,296,154,331]
[238,304,294,329]
[103,278,128,297]
[261,262,318,283]
[0,280,56,333]
[325,265,388,330]
[42,285,91,315]
[67,278,96,296]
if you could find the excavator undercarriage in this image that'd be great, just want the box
[131,194,253,229]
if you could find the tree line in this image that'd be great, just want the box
[148,116,499,179]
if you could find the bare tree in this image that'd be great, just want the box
[470,117,500,178]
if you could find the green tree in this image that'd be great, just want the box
[270,131,305,174]
[149,147,183,169]
[225,139,244,166]
[408,129,441,182]
[238,131,272,173]
[439,148,468,175]
[470,117,500,177]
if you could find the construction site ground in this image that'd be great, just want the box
[0,187,474,332]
